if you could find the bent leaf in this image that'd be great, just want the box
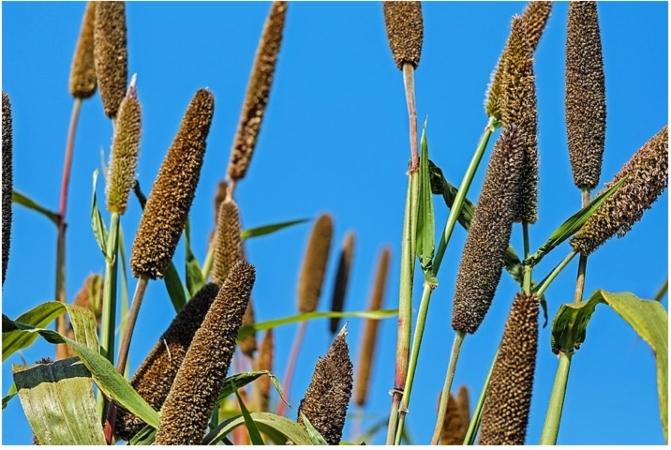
[204,412,313,445]
[3,301,65,361]
[241,218,310,240]
[236,390,264,444]
[12,190,60,225]
[300,413,329,445]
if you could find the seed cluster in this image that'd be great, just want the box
[452,126,524,334]
[501,17,539,224]
[115,283,220,441]
[354,247,390,407]
[2,93,12,285]
[571,126,668,255]
[155,263,255,445]
[254,329,274,412]
[69,2,97,99]
[298,329,353,445]
[212,200,244,285]
[383,1,423,70]
[106,90,141,214]
[441,386,470,445]
[239,301,257,357]
[329,232,355,334]
[73,273,103,320]
[227,2,287,182]
[93,1,127,118]
[565,1,606,190]
[297,214,333,313]
[479,293,539,445]
[130,89,214,279]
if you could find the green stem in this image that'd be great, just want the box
[100,212,120,362]
[463,349,497,445]
[202,241,215,280]
[429,332,465,444]
[540,352,571,444]
[654,279,668,302]
[534,250,579,298]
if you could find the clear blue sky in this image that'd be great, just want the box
[2,1,667,445]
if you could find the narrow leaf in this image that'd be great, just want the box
[241,218,310,240]
[90,170,108,257]
[416,125,435,275]
[300,412,329,445]
[2,383,17,410]
[3,301,65,361]
[184,219,205,296]
[11,190,60,225]
[236,390,264,445]
[204,412,314,445]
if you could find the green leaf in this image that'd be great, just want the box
[300,413,329,445]
[13,357,106,444]
[416,126,435,275]
[238,309,398,339]
[551,290,667,439]
[3,301,65,361]
[526,178,626,266]
[90,170,108,257]
[241,218,310,240]
[204,412,314,445]
[64,304,99,352]
[11,190,60,225]
[2,383,17,410]
[236,390,264,445]
[129,425,156,445]
[184,219,205,296]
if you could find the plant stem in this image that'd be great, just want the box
[403,63,420,171]
[462,349,497,445]
[535,250,578,298]
[277,320,307,416]
[100,212,120,362]
[54,98,82,360]
[654,279,668,302]
[115,276,149,375]
[429,332,465,444]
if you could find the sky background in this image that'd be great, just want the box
[2,1,668,445]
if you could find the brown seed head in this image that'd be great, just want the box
[501,17,539,223]
[479,293,539,445]
[440,387,470,445]
[239,300,258,357]
[72,274,104,321]
[297,214,333,313]
[2,93,12,285]
[565,1,606,190]
[227,1,287,182]
[213,181,229,225]
[452,126,524,334]
[212,200,244,285]
[115,283,220,441]
[298,328,353,445]
[155,263,256,445]
[383,1,423,70]
[107,87,141,214]
[69,2,97,99]
[94,1,127,118]
[354,247,390,407]
[130,89,214,279]
[254,329,274,412]
[571,126,668,255]
[329,232,356,334]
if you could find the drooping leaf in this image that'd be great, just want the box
[415,125,435,275]
[65,304,99,352]
[551,290,667,439]
[11,190,60,225]
[2,383,17,410]
[236,390,264,445]
[300,412,329,445]
[129,425,156,445]
[90,170,108,257]
[3,301,65,361]
[241,218,310,240]
[13,357,106,445]
[204,412,314,445]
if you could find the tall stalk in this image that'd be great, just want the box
[115,276,149,375]
[100,212,120,362]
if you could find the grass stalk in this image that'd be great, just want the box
[277,320,307,416]
[429,332,465,444]
[115,275,149,375]
[535,250,579,298]
[100,212,120,362]
[55,98,82,360]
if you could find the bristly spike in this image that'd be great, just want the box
[571,126,668,255]
[155,263,256,445]
[130,89,214,279]
[329,231,356,334]
[115,283,220,441]
[211,200,244,285]
[565,1,606,190]
[93,1,127,118]
[297,214,334,314]
[440,388,470,445]
[451,126,524,334]
[227,1,287,182]
[2,93,12,285]
[297,328,353,445]
[69,2,97,99]
[383,1,424,70]
[479,293,539,445]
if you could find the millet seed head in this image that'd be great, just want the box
[69,2,97,99]
[452,126,524,334]
[297,214,334,313]
[155,262,256,445]
[329,231,355,334]
[2,93,12,285]
[298,328,353,445]
[212,199,244,285]
[72,274,104,321]
[227,1,287,182]
[106,87,141,214]
[94,1,127,118]
[130,89,214,279]
[571,126,668,255]
[565,1,606,190]
[115,283,220,441]
[254,329,274,412]
[440,387,470,445]
[239,300,258,357]
[383,1,423,70]
[354,247,390,407]
[479,293,539,445]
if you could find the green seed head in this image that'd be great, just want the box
[2,93,12,285]
[479,293,539,445]
[69,2,97,99]
[298,328,353,445]
[329,232,355,334]
[565,1,606,190]
[115,283,220,441]
[130,89,214,279]
[571,126,668,255]
[452,126,524,334]
[297,214,334,313]
[383,1,423,70]
[155,263,256,445]
[227,1,287,182]
[94,1,127,118]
